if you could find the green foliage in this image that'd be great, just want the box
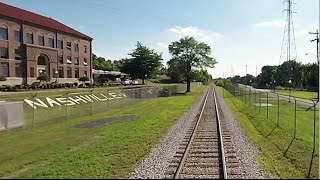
[78,76,89,82]
[119,42,163,84]
[0,75,6,81]
[92,54,121,71]
[168,36,217,92]
[37,74,50,82]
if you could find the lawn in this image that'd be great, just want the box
[0,85,207,178]
[275,89,317,100]
[219,87,319,179]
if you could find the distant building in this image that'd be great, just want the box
[0,2,93,85]
[92,69,129,83]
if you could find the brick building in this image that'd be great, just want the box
[0,2,93,85]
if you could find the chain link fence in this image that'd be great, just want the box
[222,83,319,178]
[0,82,202,130]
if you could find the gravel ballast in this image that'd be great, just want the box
[130,86,267,179]
[215,87,267,179]
[130,89,207,179]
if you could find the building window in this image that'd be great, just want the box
[14,30,21,42]
[67,67,72,78]
[75,57,79,65]
[59,55,63,64]
[0,62,9,77]
[74,43,79,52]
[57,39,63,49]
[66,41,71,49]
[67,56,72,64]
[38,35,44,46]
[84,46,87,53]
[84,70,87,77]
[15,63,22,77]
[0,27,8,40]
[58,67,64,78]
[83,58,88,66]
[48,38,55,48]
[75,68,79,78]
[27,33,33,44]
[0,47,8,59]
[15,48,22,60]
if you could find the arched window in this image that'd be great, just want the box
[38,33,45,46]
[27,31,34,44]
[0,24,8,40]
[48,36,55,48]
[37,55,48,65]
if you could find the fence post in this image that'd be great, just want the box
[293,98,297,139]
[249,88,251,107]
[308,101,317,178]
[277,94,280,127]
[31,93,37,128]
[267,93,269,118]
[90,88,94,115]
[65,90,69,121]
[259,92,261,113]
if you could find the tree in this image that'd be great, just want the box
[168,37,217,92]
[167,58,186,83]
[120,42,163,84]
[92,54,113,71]
[37,74,50,84]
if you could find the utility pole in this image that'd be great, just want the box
[245,64,248,76]
[309,29,319,103]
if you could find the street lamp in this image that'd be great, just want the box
[289,79,292,102]
[55,70,59,83]
[273,80,276,92]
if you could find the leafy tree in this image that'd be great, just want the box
[168,37,217,92]
[167,58,185,83]
[92,54,113,71]
[120,42,163,84]
[37,74,50,84]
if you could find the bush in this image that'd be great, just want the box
[37,74,50,82]
[79,76,89,82]
[0,75,6,81]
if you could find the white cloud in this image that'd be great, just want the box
[168,26,223,45]
[255,20,286,28]
[156,42,168,49]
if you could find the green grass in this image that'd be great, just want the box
[219,87,319,179]
[275,89,317,100]
[0,85,207,178]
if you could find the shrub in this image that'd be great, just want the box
[79,76,89,82]
[0,75,6,81]
[37,74,50,82]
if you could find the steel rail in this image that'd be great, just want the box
[213,86,228,179]
[173,87,211,179]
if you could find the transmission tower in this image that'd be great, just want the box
[279,0,298,65]
[278,0,297,101]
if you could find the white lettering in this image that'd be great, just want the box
[109,92,121,99]
[56,97,76,106]
[98,93,109,101]
[24,98,49,109]
[68,96,87,104]
[119,92,127,97]
[89,94,101,101]
[80,95,93,102]
[46,97,62,107]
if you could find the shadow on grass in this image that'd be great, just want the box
[284,138,295,157]
[266,125,278,138]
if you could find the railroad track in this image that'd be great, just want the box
[164,86,240,179]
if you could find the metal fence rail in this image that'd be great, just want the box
[222,83,319,179]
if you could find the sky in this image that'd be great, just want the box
[1,0,318,78]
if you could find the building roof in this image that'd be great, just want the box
[92,69,128,76]
[0,2,92,40]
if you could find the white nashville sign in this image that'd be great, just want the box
[24,92,127,109]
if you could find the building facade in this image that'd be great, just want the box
[0,2,93,85]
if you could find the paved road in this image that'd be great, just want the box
[239,84,319,107]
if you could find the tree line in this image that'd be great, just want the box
[215,60,318,92]
[93,37,217,92]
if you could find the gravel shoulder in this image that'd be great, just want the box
[129,88,207,179]
[215,86,268,179]
[129,86,268,179]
